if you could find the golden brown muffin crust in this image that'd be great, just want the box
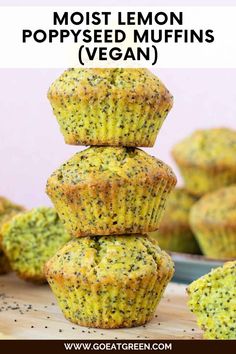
[172,128,236,172]
[48,68,173,107]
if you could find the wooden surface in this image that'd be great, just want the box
[0,274,203,340]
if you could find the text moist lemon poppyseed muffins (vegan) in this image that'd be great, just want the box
[45,68,176,328]
[190,185,236,259]
[46,146,176,237]
[45,235,174,328]
[1,207,70,282]
[47,68,173,147]
[187,261,236,339]
[149,188,200,254]
[172,128,236,196]
[0,196,25,274]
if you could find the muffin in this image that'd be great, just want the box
[1,207,70,282]
[48,68,173,147]
[46,147,177,237]
[190,185,236,259]
[187,261,236,339]
[149,188,200,254]
[0,250,10,275]
[172,128,236,196]
[45,234,174,328]
[0,196,24,274]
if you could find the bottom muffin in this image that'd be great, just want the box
[187,261,236,339]
[45,235,174,328]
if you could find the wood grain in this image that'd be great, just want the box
[0,274,202,340]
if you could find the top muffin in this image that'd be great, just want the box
[172,128,236,195]
[48,68,173,147]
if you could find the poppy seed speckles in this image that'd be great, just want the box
[47,68,173,147]
[149,188,200,254]
[190,185,236,259]
[45,235,174,329]
[46,147,176,237]
[44,67,176,330]
[187,261,236,339]
[1,207,70,282]
[172,128,236,196]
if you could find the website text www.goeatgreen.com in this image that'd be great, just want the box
[64,341,172,351]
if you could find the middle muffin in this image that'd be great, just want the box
[47,147,176,237]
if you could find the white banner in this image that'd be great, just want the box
[0,6,235,68]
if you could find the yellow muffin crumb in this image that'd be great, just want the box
[190,185,236,259]
[172,128,236,196]
[45,234,174,328]
[1,207,70,282]
[0,196,24,274]
[149,188,200,254]
[46,147,176,237]
[48,68,173,147]
[187,261,236,339]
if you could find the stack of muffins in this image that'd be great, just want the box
[44,68,177,328]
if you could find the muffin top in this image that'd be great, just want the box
[172,128,236,170]
[48,68,173,106]
[187,261,236,339]
[0,196,24,227]
[1,207,70,280]
[45,235,174,284]
[160,188,197,229]
[190,185,236,227]
[47,147,176,187]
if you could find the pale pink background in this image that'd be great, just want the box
[0,68,235,208]
[0,0,236,208]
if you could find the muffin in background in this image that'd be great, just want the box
[187,261,236,339]
[45,234,174,328]
[0,196,25,275]
[172,128,236,196]
[48,68,173,147]
[190,185,236,259]
[149,188,200,254]
[0,250,10,275]
[46,147,177,237]
[1,207,70,282]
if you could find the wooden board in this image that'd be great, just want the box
[0,274,203,340]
